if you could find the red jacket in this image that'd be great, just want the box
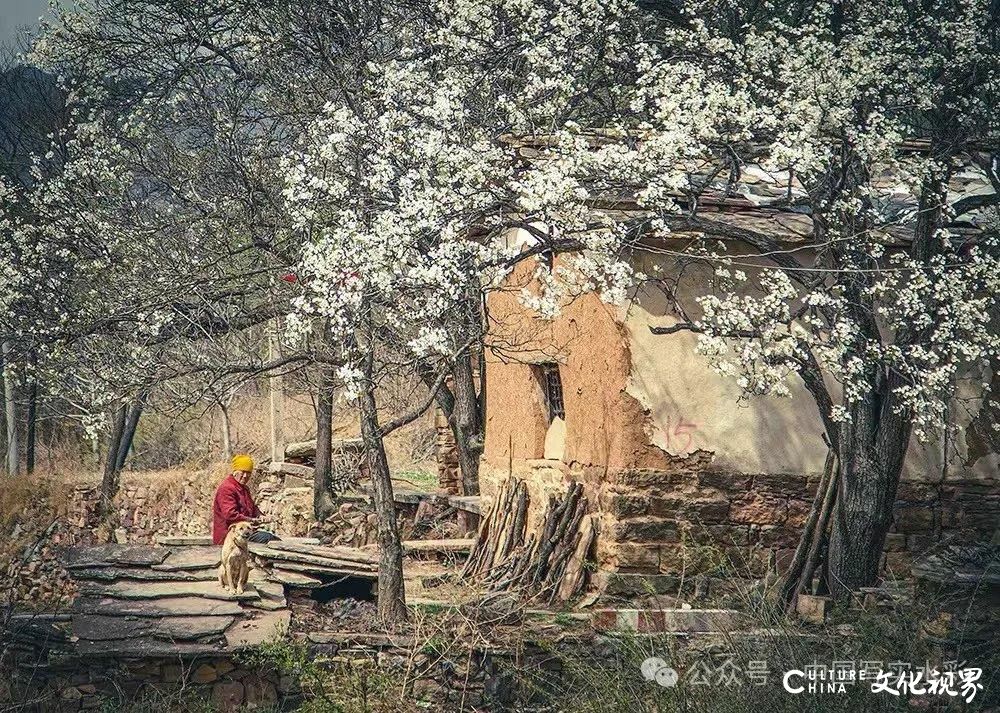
[212,474,261,545]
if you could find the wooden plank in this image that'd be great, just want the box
[264,540,377,564]
[401,538,474,554]
[269,561,377,580]
[73,596,243,618]
[251,543,377,569]
[268,569,323,587]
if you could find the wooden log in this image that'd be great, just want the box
[556,516,597,602]
[781,448,835,605]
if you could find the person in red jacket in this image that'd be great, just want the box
[212,454,279,545]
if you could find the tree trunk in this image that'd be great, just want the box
[313,363,337,522]
[100,402,128,516]
[825,378,910,600]
[219,401,232,461]
[25,375,37,476]
[115,397,144,472]
[431,355,484,496]
[2,340,19,477]
[359,362,408,625]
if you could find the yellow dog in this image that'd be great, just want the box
[218,521,254,594]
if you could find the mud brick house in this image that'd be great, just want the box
[441,159,1000,595]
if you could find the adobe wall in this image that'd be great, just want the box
[480,240,1000,592]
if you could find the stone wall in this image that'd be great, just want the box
[2,470,373,608]
[4,653,290,711]
[592,463,1000,596]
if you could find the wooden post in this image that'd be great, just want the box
[268,322,285,462]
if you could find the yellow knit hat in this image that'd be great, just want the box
[231,454,255,473]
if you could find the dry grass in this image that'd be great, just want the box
[27,386,438,489]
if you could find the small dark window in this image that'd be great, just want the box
[539,364,565,422]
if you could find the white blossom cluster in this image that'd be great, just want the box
[628,0,1000,440]
[284,0,647,373]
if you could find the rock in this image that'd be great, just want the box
[61,687,83,701]
[82,581,259,602]
[268,569,322,587]
[192,664,219,684]
[211,681,245,711]
[795,593,831,624]
[225,610,291,649]
[73,614,235,642]
[74,596,243,618]
[71,567,217,583]
[151,547,222,571]
[243,676,278,708]
[74,638,224,657]
[63,545,171,569]
[610,518,679,543]
[155,536,214,546]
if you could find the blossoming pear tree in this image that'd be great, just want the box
[283,0,649,620]
[632,0,1000,599]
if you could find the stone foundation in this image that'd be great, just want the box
[481,456,999,597]
[3,653,288,712]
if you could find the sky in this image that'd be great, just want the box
[0,0,51,50]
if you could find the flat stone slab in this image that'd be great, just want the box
[72,567,217,583]
[63,545,170,569]
[446,496,482,515]
[74,596,244,618]
[266,462,313,478]
[82,581,259,602]
[74,638,224,658]
[226,610,290,649]
[151,547,221,571]
[269,569,323,587]
[73,614,235,642]
[155,536,214,546]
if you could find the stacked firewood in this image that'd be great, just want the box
[461,478,597,604]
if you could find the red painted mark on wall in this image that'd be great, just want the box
[664,417,699,452]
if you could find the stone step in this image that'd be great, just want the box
[73,614,235,642]
[81,580,260,602]
[73,596,244,618]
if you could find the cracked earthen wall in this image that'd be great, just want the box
[480,240,1000,588]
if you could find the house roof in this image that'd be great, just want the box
[510,137,996,244]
